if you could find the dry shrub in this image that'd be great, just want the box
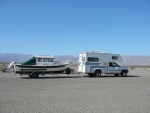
[0,63,7,72]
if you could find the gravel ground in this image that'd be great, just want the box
[0,69,150,113]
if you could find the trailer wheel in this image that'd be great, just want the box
[121,71,127,77]
[114,74,119,77]
[88,73,94,77]
[95,70,101,77]
[66,68,71,75]
[31,72,39,78]
[28,75,32,78]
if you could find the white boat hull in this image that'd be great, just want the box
[14,64,70,75]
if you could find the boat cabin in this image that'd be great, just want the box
[22,56,55,66]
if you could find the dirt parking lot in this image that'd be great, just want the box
[0,69,150,113]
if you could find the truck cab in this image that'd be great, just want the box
[109,62,121,74]
[108,62,128,76]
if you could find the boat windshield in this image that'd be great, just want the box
[22,57,36,65]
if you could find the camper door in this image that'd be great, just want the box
[78,54,86,73]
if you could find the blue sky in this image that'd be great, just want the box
[0,0,150,55]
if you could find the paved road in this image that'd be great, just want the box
[0,70,150,113]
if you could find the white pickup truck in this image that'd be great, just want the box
[78,51,129,77]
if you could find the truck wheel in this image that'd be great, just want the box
[95,70,101,77]
[121,71,127,77]
[31,72,39,78]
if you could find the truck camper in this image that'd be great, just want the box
[78,51,128,77]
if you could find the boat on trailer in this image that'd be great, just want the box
[7,55,71,78]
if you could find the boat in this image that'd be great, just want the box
[6,55,71,78]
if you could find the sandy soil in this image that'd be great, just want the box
[0,69,150,113]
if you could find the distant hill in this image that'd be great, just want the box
[119,56,150,66]
[0,53,33,63]
[0,53,150,66]
[0,53,78,64]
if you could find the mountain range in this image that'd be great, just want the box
[0,53,150,66]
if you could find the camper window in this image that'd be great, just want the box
[112,56,118,60]
[88,57,99,62]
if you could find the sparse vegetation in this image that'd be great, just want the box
[0,62,8,72]
[128,66,150,70]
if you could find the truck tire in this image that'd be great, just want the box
[95,70,101,77]
[121,71,127,77]
[31,72,39,78]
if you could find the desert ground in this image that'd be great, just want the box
[0,68,150,113]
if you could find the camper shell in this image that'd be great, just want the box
[78,51,128,77]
